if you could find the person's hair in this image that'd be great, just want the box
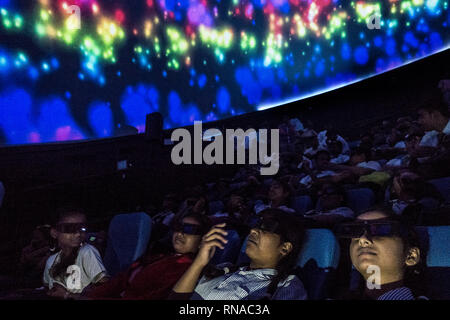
[49,208,86,279]
[260,208,306,299]
[357,206,427,296]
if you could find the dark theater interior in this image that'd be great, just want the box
[0,0,449,305]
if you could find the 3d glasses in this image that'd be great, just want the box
[253,216,282,235]
[55,223,87,234]
[335,220,407,239]
[172,222,204,235]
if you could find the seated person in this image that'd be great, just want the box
[43,208,108,299]
[317,129,350,156]
[336,207,426,300]
[301,130,320,158]
[347,147,381,172]
[150,193,180,242]
[416,100,450,154]
[18,225,55,288]
[328,140,350,165]
[327,147,381,179]
[411,100,450,178]
[86,212,209,300]
[387,171,443,218]
[387,127,406,150]
[289,118,305,134]
[304,183,354,225]
[170,192,210,229]
[171,209,308,300]
[385,129,423,169]
[359,132,374,150]
[210,194,252,235]
[254,178,295,214]
[298,150,352,189]
[152,193,179,227]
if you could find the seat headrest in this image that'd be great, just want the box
[416,226,450,267]
[297,229,340,269]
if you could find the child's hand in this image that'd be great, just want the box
[194,223,228,268]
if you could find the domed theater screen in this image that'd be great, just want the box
[0,0,449,145]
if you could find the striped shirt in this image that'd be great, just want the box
[192,267,307,300]
[377,287,415,300]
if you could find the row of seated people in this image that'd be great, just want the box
[4,95,450,300]
[4,202,450,301]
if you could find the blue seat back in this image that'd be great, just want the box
[416,226,450,299]
[296,229,340,300]
[346,188,375,214]
[210,229,242,265]
[291,195,313,215]
[236,229,340,299]
[428,177,450,203]
[103,212,152,276]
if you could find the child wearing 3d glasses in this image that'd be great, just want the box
[171,208,308,300]
[335,207,427,300]
[43,208,108,299]
[86,211,210,300]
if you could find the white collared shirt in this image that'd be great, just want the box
[43,244,107,293]
[194,266,307,300]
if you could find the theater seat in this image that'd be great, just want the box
[296,229,340,300]
[428,177,450,203]
[236,229,340,300]
[103,212,152,276]
[415,226,450,299]
[291,195,313,216]
[346,188,375,214]
[210,229,242,265]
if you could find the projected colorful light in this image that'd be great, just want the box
[0,0,449,145]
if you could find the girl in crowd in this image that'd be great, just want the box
[254,179,295,214]
[86,212,210,300]
[43,208,108,299]
[336,207,426,300]
[171,208,308,300]
[388,171,443,220]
